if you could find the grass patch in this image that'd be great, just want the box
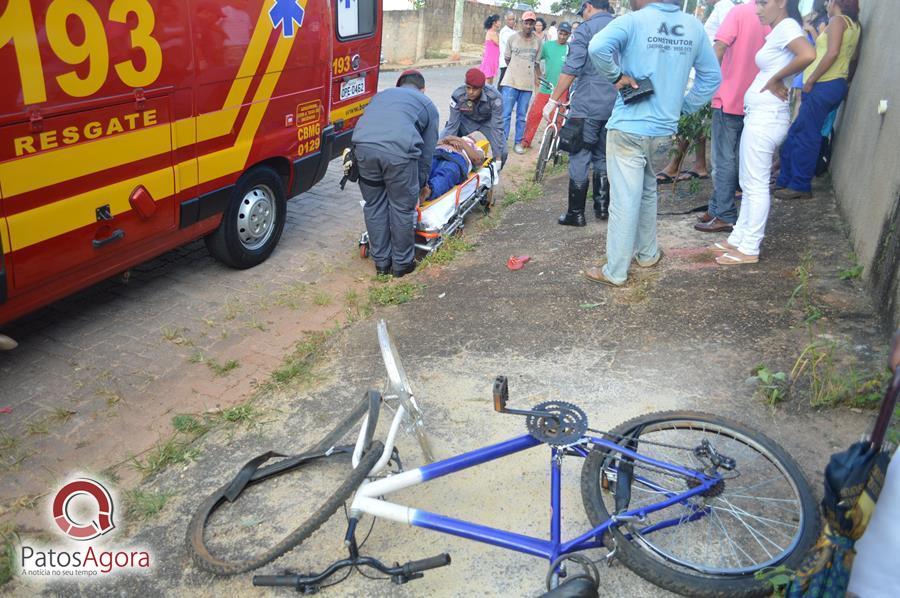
[273,282,308,309]
[49,408,76,424]
[1,523,17,588]
[246,318,267,331]
[124,489,170,521]
[171,414,210,436]
[418,235,474,269]
[313,291,332,306]
[545,153,569,177]
[751,365,789,406]
[368,282,424,307]
[839,264,863,280]
[786,251,824,324]
[424,49,448,59]
[788,341,892,408]
[25,420,49,435]
[130,437,198,477]
[501,181,542,207]
[219,403,260,424]
[206,358,239,376]
[161,326,191,345]
[270,332,330,387]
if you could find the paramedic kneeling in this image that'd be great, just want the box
[442,69,506,167]
[352,70,439,277]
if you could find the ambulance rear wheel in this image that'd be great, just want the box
[206,166,287,269]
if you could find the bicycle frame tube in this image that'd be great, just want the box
[350,433,721,562]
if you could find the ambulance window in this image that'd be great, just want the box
[336,0,376,39]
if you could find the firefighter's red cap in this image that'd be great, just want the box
[465,68,486,89]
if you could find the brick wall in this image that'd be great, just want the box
[382,0,578,63]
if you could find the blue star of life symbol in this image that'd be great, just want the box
[269,0,305,38]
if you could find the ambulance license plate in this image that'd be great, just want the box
[340,77,366,101]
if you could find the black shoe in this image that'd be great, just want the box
[559,179,588,227]
[375,262,392,276]
[592,173,609,220]
[392,262,416,278]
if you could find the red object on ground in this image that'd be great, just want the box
[522,90,567,148]
[0,406,11,414]
[507,255,531,270]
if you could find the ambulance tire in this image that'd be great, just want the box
[206,166,287,269]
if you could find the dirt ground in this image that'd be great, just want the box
[5,151,893,597]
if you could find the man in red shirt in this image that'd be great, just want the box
[694,1,769,233]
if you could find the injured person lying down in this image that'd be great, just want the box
[424,131,489,201]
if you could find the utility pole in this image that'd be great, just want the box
[450,0,464,61]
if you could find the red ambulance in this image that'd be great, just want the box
[0,0,382,325]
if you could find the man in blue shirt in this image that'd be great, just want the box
[583,0,721,286]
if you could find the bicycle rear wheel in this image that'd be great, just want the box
[534,129,556,183]
[580,411,819,597]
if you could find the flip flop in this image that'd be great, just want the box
[713,241,738,252]
[655,172,675,184]
[676,170,710,182]
[507,255,531,271]
[715,251,759,265]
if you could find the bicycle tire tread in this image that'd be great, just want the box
[186,396,379,576]
[188,441,383,576]
[580,410,820,598]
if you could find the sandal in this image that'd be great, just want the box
[655,172,675,184]
[676,170,710,182]
[715,251,759,265]
[712,241,738,252]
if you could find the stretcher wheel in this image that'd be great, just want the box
[359,242,369,259]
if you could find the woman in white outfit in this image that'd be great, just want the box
[715,0,815,265]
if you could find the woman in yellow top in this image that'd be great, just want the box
[775,0,860,199]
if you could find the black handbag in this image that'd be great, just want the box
[558,117,584,154]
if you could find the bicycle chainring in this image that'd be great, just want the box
[526,401,588,447]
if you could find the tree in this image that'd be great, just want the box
[503,0,541,9]
[549,0,583,13]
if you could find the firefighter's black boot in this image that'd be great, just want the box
[558,179,587,227]
[593,173,610,220]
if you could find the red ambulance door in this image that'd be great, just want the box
[330,0,382,134]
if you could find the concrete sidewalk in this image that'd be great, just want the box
[11,166,891,596]
[381,51,482,73]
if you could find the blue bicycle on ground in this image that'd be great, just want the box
[188,321,820,596]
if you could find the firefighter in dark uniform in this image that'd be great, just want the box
[352,70,439,277]
[543,0,617,225]
[441,68,506,165]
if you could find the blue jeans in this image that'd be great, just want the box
[777,78,847,192]
[708,108,744,224]
[602,130,669,285]
[501,86,532,145]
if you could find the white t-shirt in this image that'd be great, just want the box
[704,0,736,44]
[744,18,804,112]
[546,25,558,42]
[499,26,517,69]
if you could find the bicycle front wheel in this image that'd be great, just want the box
[534,128,556,183]
[580,411,819,597]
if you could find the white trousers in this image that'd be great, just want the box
[728,108,790,256]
